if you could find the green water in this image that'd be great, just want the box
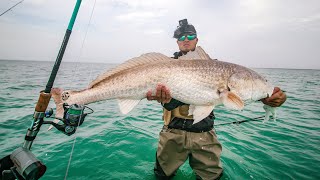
[0,60,319,179]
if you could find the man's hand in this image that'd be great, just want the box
[261,87,287,107]
[146,84,172,104]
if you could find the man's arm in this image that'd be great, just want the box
[146,84,171,103]
[146,84,184,110]
[261,87,287,107]
[162,98,185,111]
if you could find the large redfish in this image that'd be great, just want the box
[51,46,275,127]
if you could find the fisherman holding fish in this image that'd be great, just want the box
[147,19,287,180]
[47,18,286,180]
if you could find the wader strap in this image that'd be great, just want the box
[162,105,193,125]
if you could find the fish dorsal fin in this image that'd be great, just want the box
[178,46,211,60]
[89,53,171,88]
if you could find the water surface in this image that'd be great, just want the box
[0,60,319,179]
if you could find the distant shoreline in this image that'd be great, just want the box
[0,59,319,70]
[0,59,118,66]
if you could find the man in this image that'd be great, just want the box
[147,19,287,180]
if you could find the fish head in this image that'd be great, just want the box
[250,71,274,101]
[227,70,274,101]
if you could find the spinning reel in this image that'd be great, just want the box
[0,103,93,180]
[45,103,93,136]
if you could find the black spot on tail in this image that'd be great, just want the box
[62,92,70,100]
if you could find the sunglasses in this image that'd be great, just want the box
[178,34,197,41]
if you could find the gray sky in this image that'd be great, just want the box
[0,0,319,69]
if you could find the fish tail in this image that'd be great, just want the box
[48,88,65,130]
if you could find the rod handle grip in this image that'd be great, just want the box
[35,91,51,112]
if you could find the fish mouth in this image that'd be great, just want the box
[268,86,275,98]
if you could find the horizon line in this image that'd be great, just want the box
[0,59,319,70]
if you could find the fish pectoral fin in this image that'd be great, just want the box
[117,99,141,114]
[188,105,196,116]
[189,105,215,124]
[220,90,244,110]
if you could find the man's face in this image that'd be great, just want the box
[177,34,198,53]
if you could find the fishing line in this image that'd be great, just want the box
[0,0,24,17]
[214,115,266,126]
[64,0,97,179]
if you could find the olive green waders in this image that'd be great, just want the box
[156,126,223,180]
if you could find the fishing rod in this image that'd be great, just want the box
[0,1,94,180]
[0,0,24,17]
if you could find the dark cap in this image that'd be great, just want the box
[173,19,197,38]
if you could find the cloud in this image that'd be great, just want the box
[116,10,167,22]
[0,0,319,69]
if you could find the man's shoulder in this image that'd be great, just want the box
[172,51,182,59]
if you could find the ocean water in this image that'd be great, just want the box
[0,60,319,180]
